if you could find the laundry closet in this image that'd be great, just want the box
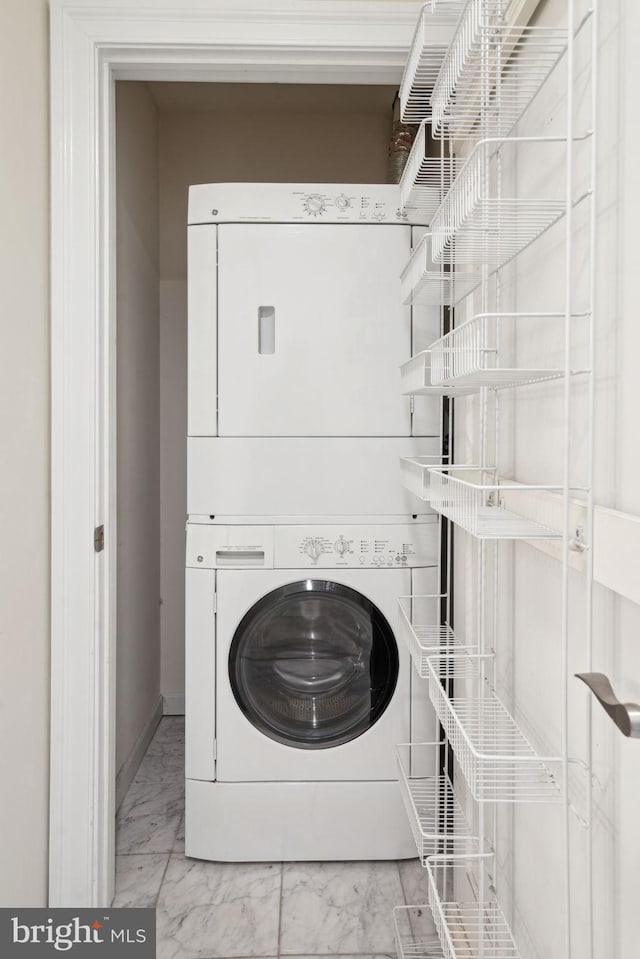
[114,80,411,807]
[111,0,640,951]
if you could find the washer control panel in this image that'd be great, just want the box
[186,521,438,569]
[276,523,437,569]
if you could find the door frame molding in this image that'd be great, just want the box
[50,0,421,907]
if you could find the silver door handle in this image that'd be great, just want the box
[575,673,640,738]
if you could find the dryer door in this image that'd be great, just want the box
[216,224,412,436]
[228,580,398,750]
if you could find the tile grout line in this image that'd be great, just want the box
[396,860,406,906]
[153,850,173,910]
[117,850,179,857]
[276,861,285,956]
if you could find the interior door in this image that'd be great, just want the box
[217,224,412,436]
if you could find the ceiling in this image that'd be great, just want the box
[146,82,398,115]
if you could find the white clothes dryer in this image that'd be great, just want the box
[185,519,439,862]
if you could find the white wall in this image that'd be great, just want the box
[450,0,640,955]
[0,0,50,907]
[156,88,394,702]
[115,82,162,791]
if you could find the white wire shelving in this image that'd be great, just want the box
[427,654,563,803]
[398,594,471,676]
[397,743,477,863]
[401,307,580,395]
[428,311,569,390]
[426,854,522,959]
[401,233,480,307]
[400,123,461,218]
[430,138,566,268]
[430,0,567,140]
[400,1,468,124]
[394,905,444,959]
[400,455,449,502]
[401,352,479,397]
[427,466,563,539]
[393,0,599,953]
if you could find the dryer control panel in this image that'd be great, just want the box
[187,182,430,225]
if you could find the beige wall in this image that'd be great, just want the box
[156,94,393,700]
[0,0,50,907]
[115,82,162,786]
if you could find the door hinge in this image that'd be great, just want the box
[94,525,104,552]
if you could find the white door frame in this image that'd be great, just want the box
[50,0,420,909]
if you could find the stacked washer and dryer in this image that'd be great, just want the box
[185,183,440,861]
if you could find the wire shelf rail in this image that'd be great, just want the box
[400,456,450,502]
[426,854,522,959]
[400,123,461,217]
[430,138,566,267]
[398,594,472,676]
[401,352,479,397]
[401,233,480,307]
[400,1,468,124]
[429,311,569,391]
[428,466,563,539]
[427,654,563,803]
[430,0,567,140]
[397,743,477,863]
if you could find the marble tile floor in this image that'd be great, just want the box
[114,716,436,959]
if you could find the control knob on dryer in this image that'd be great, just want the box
[304,194,326,216]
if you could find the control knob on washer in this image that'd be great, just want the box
[304,538,325,563]
[334,535,350,557]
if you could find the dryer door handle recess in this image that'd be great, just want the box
[258,306,275,354]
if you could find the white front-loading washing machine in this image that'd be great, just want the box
[185,519,439,862]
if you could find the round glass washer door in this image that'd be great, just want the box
[228,579,399,749]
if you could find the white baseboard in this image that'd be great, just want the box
[163,693,185,715]
[115,695,163,812]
